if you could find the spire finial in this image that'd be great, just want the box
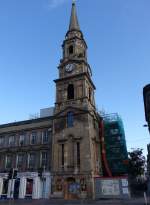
[69,0,80,31]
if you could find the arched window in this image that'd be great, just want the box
[67,84,74,100]
[68,45,73,55]
[67,112,74,128]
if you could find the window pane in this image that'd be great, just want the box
[6,155,12,169]
[67,84,74,100]
[19,135,25,146]
[30,132,37,144]
[41,152,48,167]
[67,112,74,128]
[29,153,36,169]
[17,154,24,168]
[42,131,48,143]
[9,136,15,146]
[68,45,73,54]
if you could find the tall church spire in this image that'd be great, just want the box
[69,1,80,31]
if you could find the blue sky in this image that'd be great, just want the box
[0,0,150,155]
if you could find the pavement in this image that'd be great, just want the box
[0,198,149,205]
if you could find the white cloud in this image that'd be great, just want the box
[48,0,70,9]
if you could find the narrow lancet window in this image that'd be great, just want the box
[67,84,74,100]
[68,45,73,55]
[67,112,74,128]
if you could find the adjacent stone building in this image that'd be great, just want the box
[0,116,52,199]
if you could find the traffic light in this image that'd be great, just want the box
[8,168,13,179]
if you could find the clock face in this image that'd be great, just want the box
[65,64,75,72]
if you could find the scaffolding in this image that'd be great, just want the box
[101,113,128,176]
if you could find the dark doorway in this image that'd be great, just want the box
[64,177,80,199]
[13,179,20,199]
[25,178,33,198]
[1,179,9,199]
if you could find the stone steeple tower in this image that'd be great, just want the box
[52,2,102,199]
[55,1,94,113]
[69,1,80,31]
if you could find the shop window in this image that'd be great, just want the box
[28,153,36,169]
[41,152,48,168]
[26,179,33,196]
[67,84,74,100]
[67,112,74,128]
[68,45,73,55]
[30,132,37,145]
[42,130,49,144]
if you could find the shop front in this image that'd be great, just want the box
[18,172,51,199]
[0,172,51,199]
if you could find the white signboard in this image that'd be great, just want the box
[101,179,120,196]
[122,187,129,194]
